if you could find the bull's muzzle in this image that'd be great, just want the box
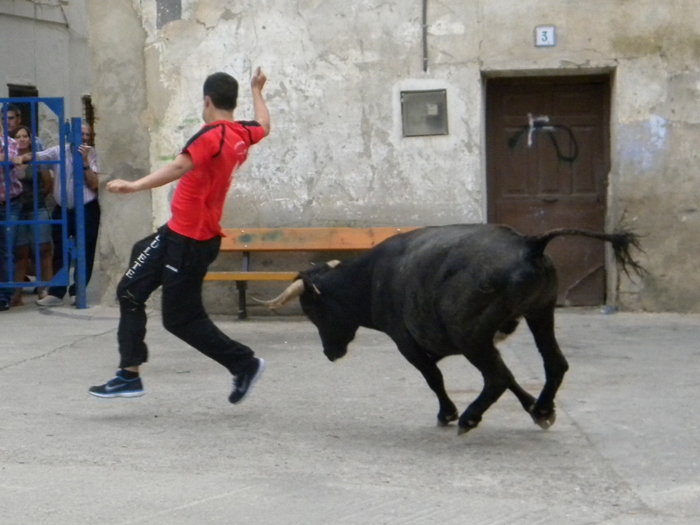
[323,345,348,362]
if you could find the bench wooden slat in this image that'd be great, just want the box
[219,227,416,252]
[204,271,299,281]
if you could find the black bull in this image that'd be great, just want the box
[259,224,643,435]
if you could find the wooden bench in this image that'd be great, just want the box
[204,227,417,319]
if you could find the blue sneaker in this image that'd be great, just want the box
[229,358,265,404]
[89,372,145,398]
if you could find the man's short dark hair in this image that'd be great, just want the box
[2,103,20,120]
[203,72,239,111]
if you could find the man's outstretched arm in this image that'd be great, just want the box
[107,153,193,194]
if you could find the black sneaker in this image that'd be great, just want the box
[89,373,145,398]
[0,299,9,312]
[229,358,265,404]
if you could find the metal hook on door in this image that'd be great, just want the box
[528,113,551,146]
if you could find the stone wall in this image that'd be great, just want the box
[85,0,153,302]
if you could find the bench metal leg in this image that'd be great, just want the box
[236,281,248,320]
[236,251,251,320]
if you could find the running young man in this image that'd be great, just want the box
[89,68,270,403]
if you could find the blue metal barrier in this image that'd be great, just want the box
[0,98,88,309]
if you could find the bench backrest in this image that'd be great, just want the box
[219,227,418,252]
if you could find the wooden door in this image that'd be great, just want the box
[486,76,610,305]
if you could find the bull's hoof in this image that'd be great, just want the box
[529,405,556,430]
[457,420,479,436]
[437,411,458,427]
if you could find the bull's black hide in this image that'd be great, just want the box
[261,224,642,435]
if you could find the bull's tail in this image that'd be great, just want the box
[530,228,645,277]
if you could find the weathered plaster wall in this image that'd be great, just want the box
[86,0,152,301]
[610,9,700,312]
[136,0,483,231]
[0,0,91,126]
[88,0,700,312]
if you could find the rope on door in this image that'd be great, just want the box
[508,113,579,163]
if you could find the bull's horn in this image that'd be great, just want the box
[327,260,341,268]
[253,279,305,309]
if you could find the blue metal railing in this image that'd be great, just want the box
[0,98,87,308]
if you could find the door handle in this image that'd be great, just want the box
[541,196,559,203]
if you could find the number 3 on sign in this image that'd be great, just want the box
[535,26,556,47]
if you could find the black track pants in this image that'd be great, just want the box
[116,225,254,374]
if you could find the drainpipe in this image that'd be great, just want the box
[422,0,428,72]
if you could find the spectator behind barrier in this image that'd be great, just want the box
[13,123,100,307]
[10,125,53,306]
[0,115,23,311]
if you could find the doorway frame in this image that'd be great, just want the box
[480,69,620,306]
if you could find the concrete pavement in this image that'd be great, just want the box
[1,301,699,525]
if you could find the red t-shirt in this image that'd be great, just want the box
[168,120,265,240]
